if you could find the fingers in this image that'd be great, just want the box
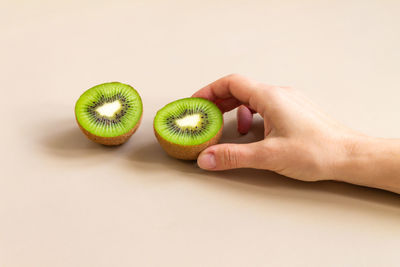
[197,141,269,171]
[215,97,241,113]
[237,105,253,134]
[192,74,257,110]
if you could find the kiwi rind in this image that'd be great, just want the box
[75,82,143,146]
[77,115,142,146]
[154,126,222,160]
[153,97,223,160]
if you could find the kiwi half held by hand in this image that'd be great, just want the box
[154,97,223,160]
[75,82,143,146]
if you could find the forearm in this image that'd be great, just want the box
[336,136,400,194]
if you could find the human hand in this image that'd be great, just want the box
[193,74,361,182]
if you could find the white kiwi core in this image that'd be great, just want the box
[96,100,122,117]
[175,114,201,128]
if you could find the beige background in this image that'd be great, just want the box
[1,0,400,266]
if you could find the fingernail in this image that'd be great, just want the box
[197,152,216,169]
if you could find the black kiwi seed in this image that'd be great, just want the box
[75,82,143,147]
[153,98,223,160]
[163,109,212,136]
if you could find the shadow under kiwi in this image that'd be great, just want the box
[37,118,118,158]
[128,115,400,209]
[127,116,265,172]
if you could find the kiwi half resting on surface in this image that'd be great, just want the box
[75,82,143,146]
[154,97,223,160]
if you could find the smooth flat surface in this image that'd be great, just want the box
[1,1,400,266]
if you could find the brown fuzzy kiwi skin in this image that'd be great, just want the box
[153,121,223,160]
[76,114,142,146]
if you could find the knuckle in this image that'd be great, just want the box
[227,73,240,78]
[259,85,278,94]
[256,86,269,97]
[222,146,240,169]
[258,85,291,102]
[227,73,245,82]
[255,86,277,101]
[269,86,283,94]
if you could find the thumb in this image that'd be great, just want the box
[197,142,265,171]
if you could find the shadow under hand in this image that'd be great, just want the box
[38,118,117,158]
[218,117,400,207]
[128,115,400,209]
[220,115,265,144]
[127,115,265,173]
[127,115,288,188]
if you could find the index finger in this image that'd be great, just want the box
[192,74,257,105]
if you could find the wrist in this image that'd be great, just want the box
[334,135,377,184]
[332,135,400,192]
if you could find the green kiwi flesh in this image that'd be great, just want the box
[75,82,143,145]
[154,97,223,160]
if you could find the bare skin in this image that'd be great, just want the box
[193,74,400,194]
